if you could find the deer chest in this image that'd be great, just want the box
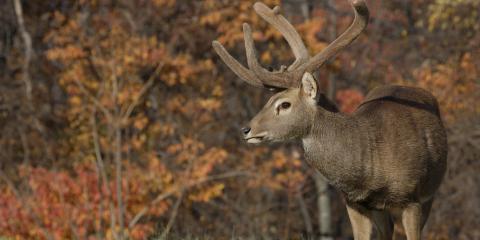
[303,139,392,210]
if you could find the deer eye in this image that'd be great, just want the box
[280,102,291,109]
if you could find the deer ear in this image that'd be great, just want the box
[301,72,317,99]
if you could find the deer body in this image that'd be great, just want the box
[212,1,447,239]
[303,85,446,211]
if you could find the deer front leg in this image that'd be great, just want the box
[346,203,373,240]
[401,203,423,240]
[401,199,434,240]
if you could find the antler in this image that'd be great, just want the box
[212,0,369,89]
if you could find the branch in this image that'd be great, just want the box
[160,189,185,239]
[121,63,164,121]
[90,110,118,240]
[114,117,124,239]
[13,0,33,101]
[17,126,30,165]
[128,171,249,228]
[296,191,313,236]
[74,78,113,122]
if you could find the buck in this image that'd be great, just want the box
[212,0,447,239]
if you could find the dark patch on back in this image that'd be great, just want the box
[317,93,339,113]
[359,96,439,116]
[357,86,440,117]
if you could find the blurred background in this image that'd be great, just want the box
[0,0,479,239]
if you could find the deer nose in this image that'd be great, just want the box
[241,126,251,135]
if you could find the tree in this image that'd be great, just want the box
[0,0,478,239]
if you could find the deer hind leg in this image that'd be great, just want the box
[371,210,393,240]
[346,203,374,240]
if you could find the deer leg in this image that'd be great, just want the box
[371,210,393,240]
[420,199,433,230]
[401,203,423,240]
[346,203,373,240]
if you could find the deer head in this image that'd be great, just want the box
[212,0,369,144]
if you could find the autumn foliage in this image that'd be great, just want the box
[0,0,478,239]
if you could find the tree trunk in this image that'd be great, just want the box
[315,0,338,239]
[315,173,332,240]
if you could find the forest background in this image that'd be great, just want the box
[0,0,479,239]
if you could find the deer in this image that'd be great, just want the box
[212,0,447,239]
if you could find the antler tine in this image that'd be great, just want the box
[253,2,309,71]
[301,0,369,73]
[243,23,263,76]
[243,23,297,89]
[212,41,264,87]
[212,32,295,89]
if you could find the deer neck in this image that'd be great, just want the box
[302,110,368,195]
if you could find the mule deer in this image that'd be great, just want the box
[212,0,447,239]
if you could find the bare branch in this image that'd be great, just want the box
[296,190,313,236]
[90,111,118,240]
[160,189,185,239]
[13,0,33,101]
[121,63,164,121]
[128,171,250,228]
[74,78,113,122]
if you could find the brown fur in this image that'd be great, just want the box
[245,81,447,240]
